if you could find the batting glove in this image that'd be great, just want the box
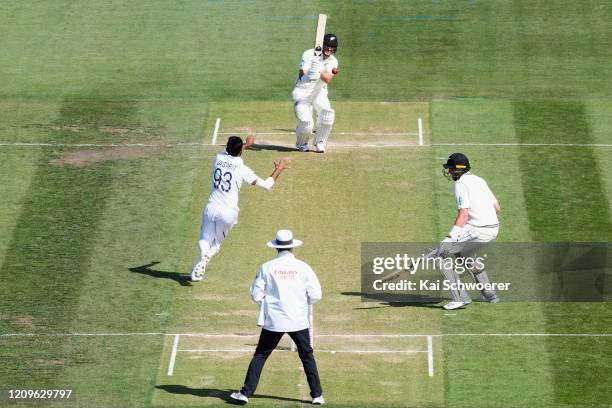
[309,61,322,80]
[447,225,465,242]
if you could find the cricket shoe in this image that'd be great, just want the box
[230,391,249,404]
[314,142,325,153]
[475,294,500,303]
[190,255,210,282]
[460,295,472,305]
[312,395,325,405]
[443,301,468,310]
[297,143,310,152]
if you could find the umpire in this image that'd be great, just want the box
[230,230,324,405]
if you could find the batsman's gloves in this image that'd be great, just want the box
[309,60,322,80]
[309,71,321,81]
[447,225,465,242]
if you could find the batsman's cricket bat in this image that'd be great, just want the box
[310,14,328,101]
[314,14,327,56]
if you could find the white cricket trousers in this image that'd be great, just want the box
[293,87,331,122]
[198,204,238,260]
[438,224,500,302]
[441,224,499,256]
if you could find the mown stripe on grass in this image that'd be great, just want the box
[514,101,612,241]
[514,100,612,406]
[0,100,136,387]
[432,100,554,406]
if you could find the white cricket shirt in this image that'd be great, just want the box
[294,48,338,92]
[454,173,499,227]
[251,251,322,332]
[207,152,257,213]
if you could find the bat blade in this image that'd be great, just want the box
[314,14,327,56]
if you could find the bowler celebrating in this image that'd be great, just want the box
[191,136,289,282]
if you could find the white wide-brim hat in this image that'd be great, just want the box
[267,229,303,249]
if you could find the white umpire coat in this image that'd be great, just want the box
[251,250,322,332]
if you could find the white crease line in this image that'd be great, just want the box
[211,118,221,145]
[218,132,419,136]
[2,332,611,337]
[0,332,165,337]
[178,349,427,354]
[427,336,434,377]
[0,143,175,147]
[167,334,180,376]
[2,142,612,149]
[418,117,424,146]
[433,143,612,147]
[444,333,612,337]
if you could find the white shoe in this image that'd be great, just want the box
[230,391,249,403]
[312,395,325,405]
[443,301,467,310]
[297,143,309,152]
[314,142,325,153]
[190,256,209,282]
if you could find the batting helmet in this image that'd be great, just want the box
[323,34,338,52]
[443,153,470,181]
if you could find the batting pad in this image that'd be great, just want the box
[315,109,334,144]
[472,269,498,299]
[440,263,469,302]
[296,119,313,146]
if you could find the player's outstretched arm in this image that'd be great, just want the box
[270,158,289,180]
[242,134,255,152]
[251,158,290,191]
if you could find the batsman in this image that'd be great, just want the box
[435,153,502,310]
[293,24,339,153]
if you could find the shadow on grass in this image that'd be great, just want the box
[249,143,297,152]
[128,261,191,286]
[341,291,443,309]
[155,385,307,404]
[155,385,233,403]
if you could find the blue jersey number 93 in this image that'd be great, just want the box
[213,168,233,192]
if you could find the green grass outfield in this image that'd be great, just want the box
[1,1,612,407]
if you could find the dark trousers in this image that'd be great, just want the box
[240,328,322,398]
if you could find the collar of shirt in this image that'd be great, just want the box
[276,250,295,259]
